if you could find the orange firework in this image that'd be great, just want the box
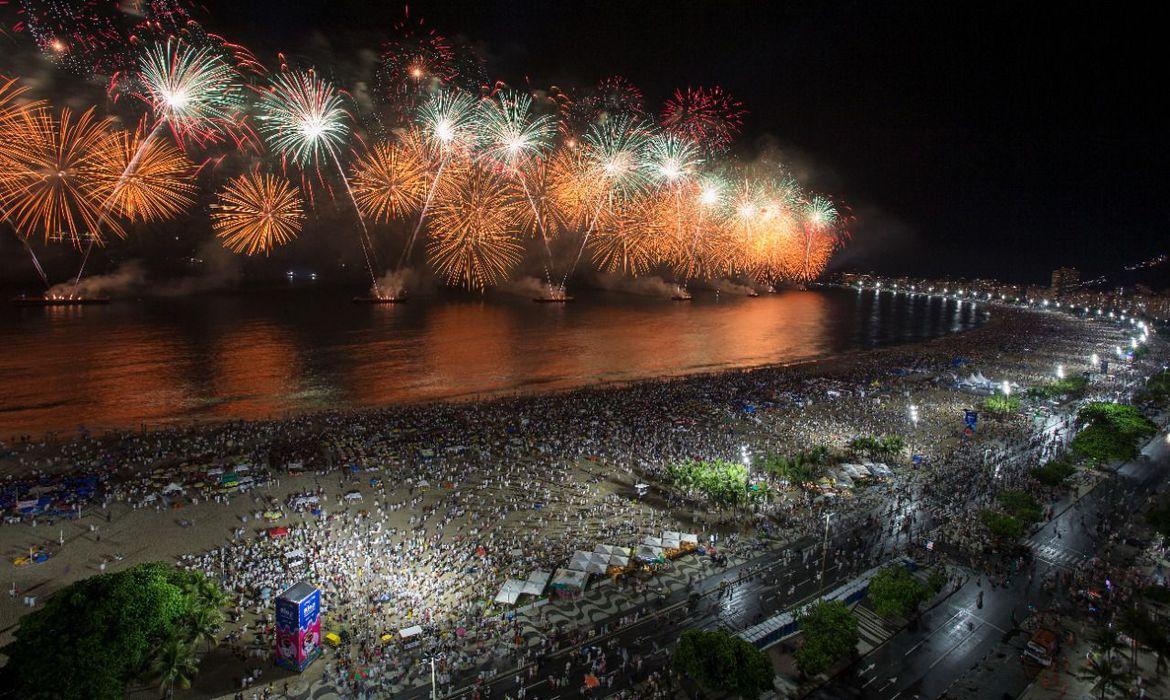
[512,155,563,241]
[0,77,42,134]
[90,126,197,223]
[349,139,428,222]
[211,172,304,255]
[427,163,524,290]
[0,106,122,247]
[590,197,668,277]
[547,146,605,233]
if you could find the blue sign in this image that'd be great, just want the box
[964,410,978,431]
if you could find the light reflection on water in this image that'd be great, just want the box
[0,287,983,436]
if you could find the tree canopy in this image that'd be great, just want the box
[667,458,754,504]
[672,629,773,699]
[795,600,858,676]
[868,565,931,619]
[0,562,225,700]
[1071,402,1156,463]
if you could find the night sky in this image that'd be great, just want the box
[198,0,1170,282]
[6,1,1169,285]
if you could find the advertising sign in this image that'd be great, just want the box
[275,581,321,672]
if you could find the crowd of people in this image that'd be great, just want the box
[0,303,1159,698]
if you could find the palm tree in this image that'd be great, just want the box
[1077,652,1132,700]
[148,637,200,699]
[185,603,224,654]
[1092,627,1126,664]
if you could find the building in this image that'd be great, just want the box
[1050,267,1080,294]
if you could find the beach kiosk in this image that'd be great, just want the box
[275,581,322,672]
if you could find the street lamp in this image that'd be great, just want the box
[1056,364,1064,379]
[1002,380,1011,396]
[909,404,919,427]
[1090,353,1099,367]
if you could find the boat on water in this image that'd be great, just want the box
[12,294,110,307]
[352,295,408,304]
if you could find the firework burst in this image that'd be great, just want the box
[417,89,478,156]
[211,171,304,255]
[0,106,123,247]
[476,90,556,170]
[427,163,524,290]
[90,124,197,223]
[583,115,654,203]
[135,37,247,147]
[661,86,746,155]
[256,70,350,169]
[350,139,428,222]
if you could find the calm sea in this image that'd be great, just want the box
[0,286,984,436]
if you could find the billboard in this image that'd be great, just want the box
[275,581,322,672]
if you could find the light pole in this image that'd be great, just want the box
[819,511,833,589]
[431,657,437,700]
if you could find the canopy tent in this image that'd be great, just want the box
[550,568,588,592]
[494,579,526,605]
[399,625,423,639]
[569,550,609,574]
[593,544,631,568]
[522,570,551,596]
[636,544,665,563]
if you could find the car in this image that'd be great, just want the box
[1023,628,1060,666]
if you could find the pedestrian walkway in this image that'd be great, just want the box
[1027,541,1087,570]
[854,604,897,654]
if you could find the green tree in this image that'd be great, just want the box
[795,600,859,676]
[1076,652,1132,700]
[0,562,224,700]
[1071,402,1157,462]
[868,565,930,619]
[671,629,773,699]
[983,394,1021,415]
[148,637,200,699]
[667,459,752,504]
[998,490,1043,524]
[762,452,822,486]
[1031,459,1076,487]
[980,510,1025,540]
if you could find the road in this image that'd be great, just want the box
[814,428,1169,700]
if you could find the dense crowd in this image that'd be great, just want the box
[0,305,1159,698]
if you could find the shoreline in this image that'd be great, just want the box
[2,296,990,449]
[0,302,1152,699]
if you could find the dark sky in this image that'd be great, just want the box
[195,0,1170,283]
[3,1,1166,286]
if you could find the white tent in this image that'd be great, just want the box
[569,550,609,574]
[521,570,551,596]
[550,568,588,591]
[636,544,665,562]
[400,625,423,639]
[494,579,526,605]
[680,533,699,545]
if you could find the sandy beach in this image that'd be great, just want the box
[0,302,1155,698]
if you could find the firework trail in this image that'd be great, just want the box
[398,89,477,269]
[476,89,557,283]
[562,114,653,287]
[256,68,384,293]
